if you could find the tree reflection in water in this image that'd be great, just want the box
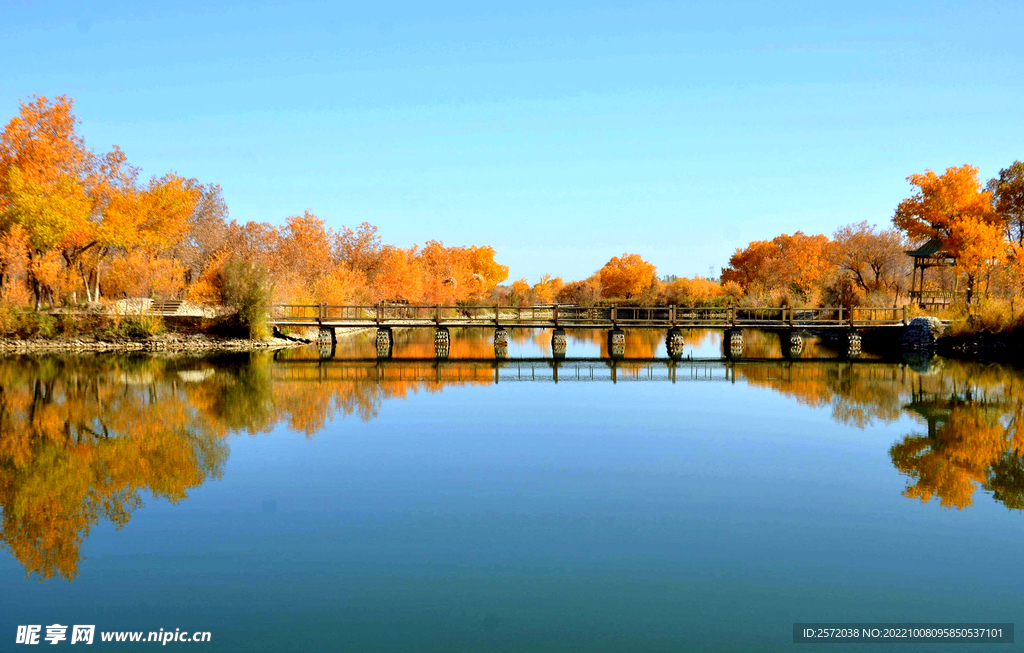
[0,347,1021,581]
[738,359,1024,510]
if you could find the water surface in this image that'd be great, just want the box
[1,328,1021,651]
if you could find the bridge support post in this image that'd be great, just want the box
[376,327,393,359]
[551,328,567,358]
[784,330,803,358]
[317,327,336,347]
[844,330,862,358]
[666,328,684,359]
[724,328,743,358]
[316,327,336,359]
[434,327,450,358]
[494,327,509,359]
[607,328,625,358]
[494,328,509,346]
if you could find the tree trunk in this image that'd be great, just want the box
[964,275,975,310]
[82,268,93,303]
[28,250,41,311]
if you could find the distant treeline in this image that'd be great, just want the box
[2,95,1023,336]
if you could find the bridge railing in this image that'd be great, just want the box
[675,307,732,324]
[612,306,671,324]
[552,306,610,324]
[848,307,904,325]
[735,307,787,324]
[268,304,909,327]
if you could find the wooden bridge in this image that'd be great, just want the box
[269,304,910,330]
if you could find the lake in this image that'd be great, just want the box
[1,328,1021,651]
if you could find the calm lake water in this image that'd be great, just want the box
[1,328,1021,651]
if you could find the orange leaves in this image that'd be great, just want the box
[97,174,199,251]
[415,240,508,304]
[0,95,208,306]
[104,250,187,299]
[372,245,422,302]
[949,217,1006,277]
[662,276,726,305]
[531,274,563,304]
[310,266,370,305]
[0,95,91,192]
[509,278,530,305]
[893,165,999,242]
[189,218,509,308]
[2,166,92,251]
[721,232,831,300]
[596,253,657,299]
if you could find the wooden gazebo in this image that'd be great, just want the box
[906,238,960,308]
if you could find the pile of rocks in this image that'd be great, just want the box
[900,317,945,350]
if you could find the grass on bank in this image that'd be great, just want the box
[942,299,1024,339]
[0,308,166,340]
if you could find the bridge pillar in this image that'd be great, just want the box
[666,328,684,359]
[724,328,743,358]
[435,327,450,358]
[784,330,804,358]
[316,327,336,360]
[317,341,335,360]
[551,328,567,358]
[844,331,862,358]
[494,344,509,360]
[317,326,337,347]
[435,327,450,346]
[494,327,509,346]
[607,328,625,358]
[376,327,393,359]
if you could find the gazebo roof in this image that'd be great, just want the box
[906,237,951,258]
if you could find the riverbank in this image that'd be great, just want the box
[0,309,375,352]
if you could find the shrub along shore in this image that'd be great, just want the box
[0,311,304,351]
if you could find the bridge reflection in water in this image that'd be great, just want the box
[273,356,904,385]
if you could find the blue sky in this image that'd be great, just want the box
[2,1,1021,281]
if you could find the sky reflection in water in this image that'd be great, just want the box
[0,329,1021,651]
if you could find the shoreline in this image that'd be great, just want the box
[0,326,374,353]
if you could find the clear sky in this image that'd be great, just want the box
[2,1,1021,282]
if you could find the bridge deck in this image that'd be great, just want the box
[269,304,910,329]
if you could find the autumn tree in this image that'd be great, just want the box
[556,278,601,306]
[417,241,508,304]
[334,221,382,279]
[660,275,727,305]
[948,216,1006,306]
[721,232,833,302]
[532,274,563,304]
[596,253,657,300]
[0,96,96,307]
[988,161,1024,244]
[893,166,1010,308]
[0,95,205,306]
[893,165,1001,242]
[509,278,531,305]
[831,221,910,302]
[372,245,422,302]
[169,182,229,284]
